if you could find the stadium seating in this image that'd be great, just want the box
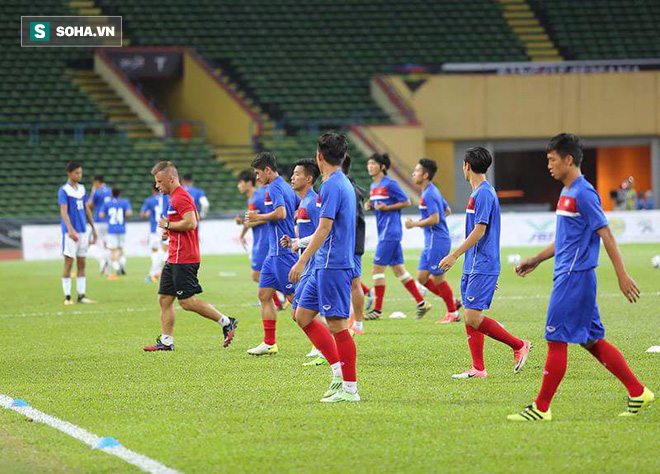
[529,0,660,59]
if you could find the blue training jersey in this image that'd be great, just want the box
[370,175,408,242]
[141,193,170,233]
[315,170,356,270]
[419,183,450,248]
[101,198,131,234]
[463,181,500,276]
[184,185,206,212]
[264,175,297,257]
[296,187,319,276]
[554,176,609,277]
[91,184,112,223]
[249,186,269,257]
[58,182,88,234]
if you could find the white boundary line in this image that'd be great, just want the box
[0,394,180,473]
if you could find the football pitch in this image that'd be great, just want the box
[1,245,659,473]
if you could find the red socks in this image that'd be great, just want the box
[360,282,370,295]
[334,329,357,382]
[374,284,385,312]
[302,320,339,366]
[403,278,424,304]
[262,319,276,345]
[465,325,485,371]
[477,317,524,350]
[535,341,568,412]
[423,279,457,312]
[272,293,282,309]
[587,339,644,397]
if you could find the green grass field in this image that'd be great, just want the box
[1,245,659,473]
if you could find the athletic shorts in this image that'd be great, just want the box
[149,230,168,250]
[418,238,451,275]
[251,248,268,272]
[95,223,108,245]
[62,231,90,258]
[106,233,126,250]
[545,269,604,344]
[159,262,203,300]
[258,253,297,295]
[350,254,363,280]
[373,240,403,266]
[292,269,314,310]
[460,273,498,310]
[298,268,352,319]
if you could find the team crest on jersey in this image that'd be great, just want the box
[296,207,311,223]
[556,195,579,217]
[418,197,427,210]
[370,187,389,201]
[316,194,322,208]
[466,196,475,214]
[264,191,272,206]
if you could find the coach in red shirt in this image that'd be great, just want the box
[143,161,237,352]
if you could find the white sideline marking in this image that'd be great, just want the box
[0,394,181,474]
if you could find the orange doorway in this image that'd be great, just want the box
[596,146,651,211]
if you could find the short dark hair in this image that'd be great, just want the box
[546,133,583,167]
[317,132,348,166]
[251,152,278,172]
[418,158,438,181]
[93,174,104,183]
[464,147,492,174]
[66,161,82,173]
[237,169,256,186]
[112,187,121,198]
[369,153,391,174]
[182,173,193,182]
[341,153,352,175]
[294,159,320,184]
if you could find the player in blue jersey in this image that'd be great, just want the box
[140,184,170,283]
[439,147,531,380]
[289,132,359,403]
[244,152,299,356]
[182,174,210,219]
[58,161,98,305]
[365,153,432,320]
[406,159,461,323]
[99,187,132,279]
[87,174,112,274]
[508,134,653,421]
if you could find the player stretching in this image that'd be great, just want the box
[342,154,369,334]
[143,161,236,351]
[99,187,132,279]
[289,132,359,403]
[236,171,285,311]
[140,184,170,282]
[365,153,431,319]
[182,174,210,219]
[406,159,461,323]
[59,161,97,305]
[87,174,112,274]
[508,134,653,421]
[439,147,531,379]
[245,152,299,356]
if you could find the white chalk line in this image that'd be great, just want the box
[0,393,180,474]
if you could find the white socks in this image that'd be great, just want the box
[353,320,364,332]
[119,256,126,270]
[343,381,358,394]
[160,334,174,346]
[218,315,230,326]
[330,362,343,378]
[150,252,160,277]
[77,277,86,295]
[62,277,71,297]
[112,261,120,273]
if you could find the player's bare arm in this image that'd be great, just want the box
[363,200,372,211]
[84,203,98,245]
[60,203,78,242]
[597,226,640,303]
[439,223,487,272]
[515,241,556,277]
[405,211,439,229]
[245,205,285,223]
[160,210,197,232]
[141,209,151,219]
[288,217,333,283]
[374,199,411,212]
[445,205,452,217]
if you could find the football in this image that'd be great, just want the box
[651,255,660,268]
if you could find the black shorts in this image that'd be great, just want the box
[159,263,203,300]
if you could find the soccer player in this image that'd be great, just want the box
[58,161,98,305]
[140,184,170,283]
[244,152,298,356]
[99,187,132,279]
[342,154,369,335]
[182,173,210,219]
[288,132,359,403]
[439,147,531,379]
[508,134,653,421]
[365,153,431,319]
[405,159,461,323]
[87,174,112,274]
[143,161,237,351]
[236,170,285,311]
